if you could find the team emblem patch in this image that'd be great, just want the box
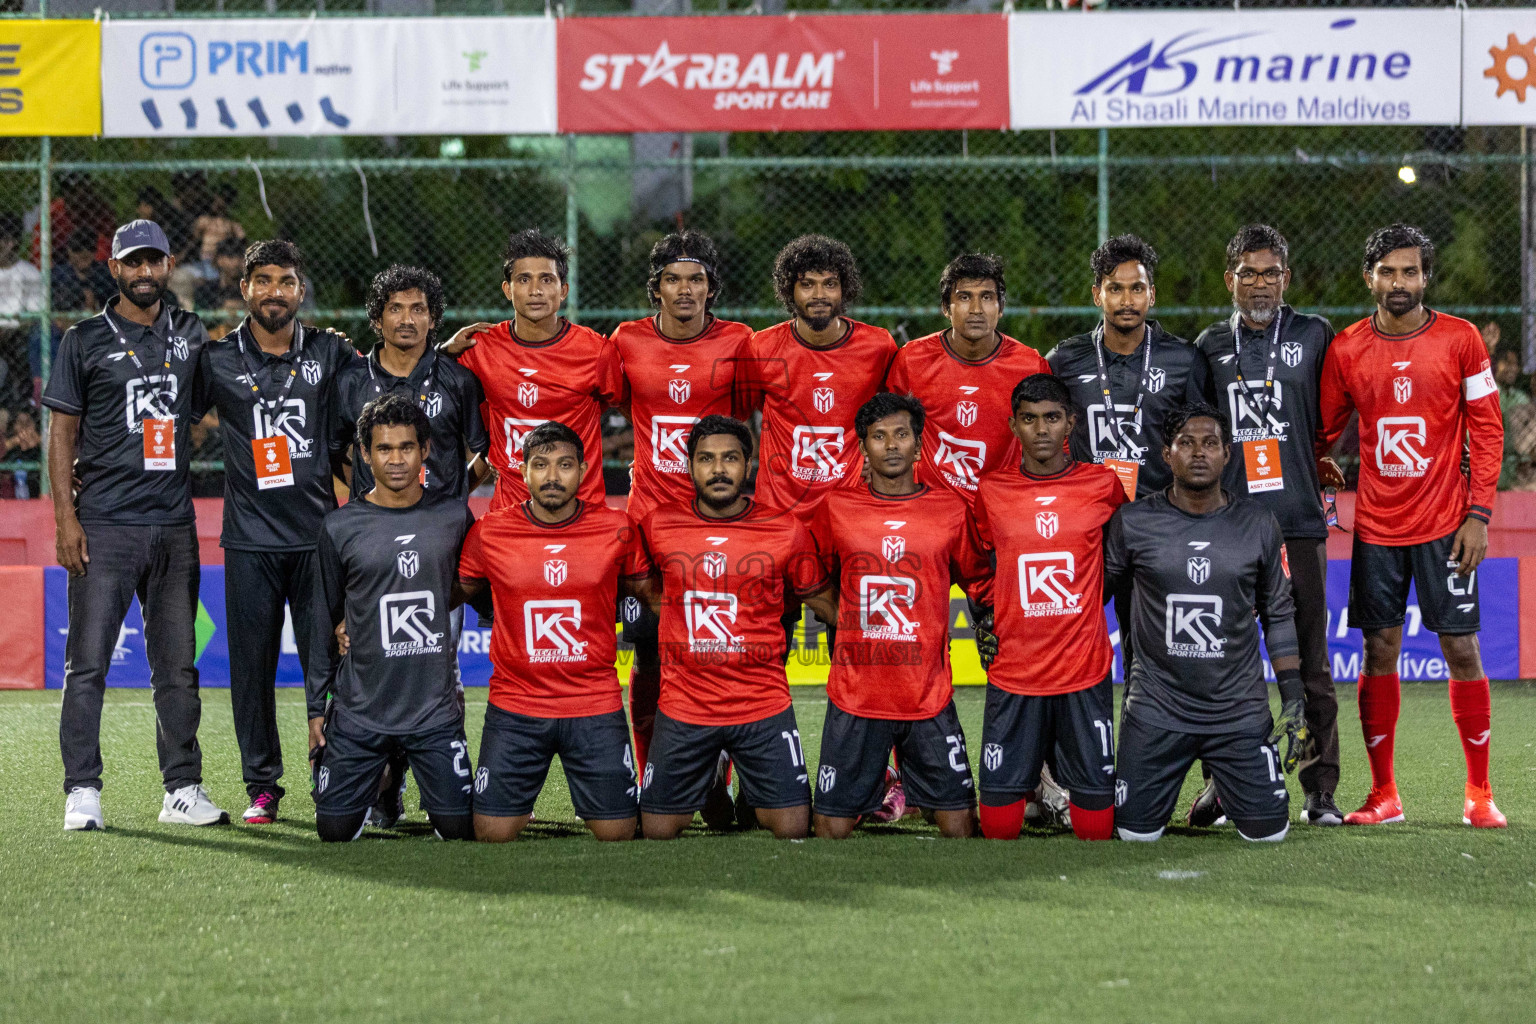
[544,559,568,586]
[668,379,691,404]
[422,392,442,418]
[956,401,978,428]
[983,743,1003,772]
[1281,341,1302,368]
[171,336,189,362]
[702,552,727,579]
[642,762,655,790]
[396,550,419,579]
[518,382,539,408]
[818,765,837,793]
[812,387,835,414]
[882,535,905,562]
[1146,367,1167,393]
[1115,779,1128,807]
[1186,556,1211,585]
[316,766,330,794]
[622,596,642,623]
[1035,511,1059,539]
[1393,376,1412,404]
[474,767,489,795]
[301,360,322,386]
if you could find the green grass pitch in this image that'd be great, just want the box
[2,683,1533,1023]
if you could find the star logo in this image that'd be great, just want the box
[636,41,688,88]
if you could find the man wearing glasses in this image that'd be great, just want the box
[1195,224,1345,827]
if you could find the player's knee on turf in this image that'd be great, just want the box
[316,810,368,843]
[813,813,859,839]
[932,808,975,838]
[1235,817,1289,842]
[757,804,810,839]
[586,817,637,842]
[428,812,474,841]
[474,813,529,843]
[641,812,692,840]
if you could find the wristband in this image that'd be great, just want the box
[1275,667,1304,705]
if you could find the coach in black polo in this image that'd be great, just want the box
[197,239,359,825]
[46,219,226,831]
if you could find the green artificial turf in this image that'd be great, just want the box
[1,684,1533,1023]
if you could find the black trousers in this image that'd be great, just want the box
[60,522,202,794]
[1286,536,1340,796]
[224,548,317,800]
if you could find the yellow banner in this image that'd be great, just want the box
[0,21,101,136]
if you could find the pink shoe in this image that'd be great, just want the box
[868,768,906,823]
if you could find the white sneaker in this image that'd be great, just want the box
[159,784,230,826]
[64,787,103,831]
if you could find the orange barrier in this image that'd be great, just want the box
[0,565,44,689]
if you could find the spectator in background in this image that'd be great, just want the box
[190,183,245,276]
[1496,346,1535,490]
[52,228,115,313]
[194,238,246,313]
[600,407,632,496]
[2,407,42,497]
[0,214,42,410]
[137,186,198,309]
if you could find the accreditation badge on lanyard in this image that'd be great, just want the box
[107,309,178,472]
[240,324,305,490]
[1231,311,1285,494]
[1092,323,1152,501]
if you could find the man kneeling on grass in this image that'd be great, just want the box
[307,394,477,842]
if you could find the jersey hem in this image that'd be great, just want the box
[488,693,624,720]
[656,696,794,728]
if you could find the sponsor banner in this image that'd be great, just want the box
[557,13,1009,134]
[101,17,556,138]
[1008,10,1459,130]
[1463,10,1536,125]
[42,561,1523,687]
[0,21,101,136]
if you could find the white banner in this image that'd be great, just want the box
[1009,10,1461,130]
[101,17,557,137]
[1463,11,1536,126]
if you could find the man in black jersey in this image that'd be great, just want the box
[307,395,475,842]
[198,239,360,826]
[1105,402,1305,843]
[1194,225,1346,827]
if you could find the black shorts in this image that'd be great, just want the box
[978,678,1116,808]
[641,706,810,815]
[1349,531,1480,636]
[813,701,974,818]
[313,712,473,818]
[473,704,638,821]
[1114,711,1289,837]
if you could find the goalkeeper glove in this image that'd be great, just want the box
[1268,668,1309,773]
[969,600,997,670]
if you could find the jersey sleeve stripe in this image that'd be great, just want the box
[1464,368,1497,402]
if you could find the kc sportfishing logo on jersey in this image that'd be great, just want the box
[668,378,691,404]
[543,559,568,586]
[396,550,419,579]
[1165,593,1225,658]
[934,431,987,490]
[517,382,539,408]
[523,599,588,663]
[1088,403,1146,460]
[858,574,921,642]
[1017,552,1080,617]
[651,415,696,474]
[882,535,906,562]
[955,401,978,428]
[1186,556,1211,585]
[790,425,847,482]
[378,591,443,657]
[1375,416,1431,477]
[683,590,745,652]
[503,417,544,468]
[1035,511,1059,539]
[1226,381,1289,441]
[123,375,178,432]
[253,399,312,456]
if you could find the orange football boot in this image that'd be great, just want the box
[1344,786,1405,825]
[1462,786,1507,829]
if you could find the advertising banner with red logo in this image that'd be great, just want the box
[1463,10,1536,125]
[558,14,1009,134]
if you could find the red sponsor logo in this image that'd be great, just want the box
[558,15,1009,133]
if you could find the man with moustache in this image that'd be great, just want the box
[48,220,224,831]
[197,239,360,825]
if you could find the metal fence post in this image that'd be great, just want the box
[1097,128,1109,245]
[37,0,52,497]
[564,133,580,323]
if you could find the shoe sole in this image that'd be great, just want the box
[64,819,102,831]
[1300,812,1343,826]
[159,810,231,826]
[243,815,276,824]
[1345,813,1405,825]
[1463,816,1508,828]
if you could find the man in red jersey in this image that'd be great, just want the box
[1318,224,1506,829]
[885,253,1050,504]
[610,231,754,780]
[810,394,990,839]
[441,229,624,512]
[973,373,1127,841]
[637,415,835,840]
[458,422,652,842]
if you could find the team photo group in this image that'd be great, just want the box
[48,213,1508,845]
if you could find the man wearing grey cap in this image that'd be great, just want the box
[44,219,228,831]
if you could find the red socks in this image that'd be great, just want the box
[1070,803,1114,841]
[979,801,1025,840]
[1449,677,1492,791]
[1357,673,1401,791]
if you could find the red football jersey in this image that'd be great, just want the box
[974,461,1127,696]
[639,500,830,726]
[885,330,1050,505]
[813,484,989,720]
[458,319,625,512]
[741,318,897,521]
[1318,311,1501,545]
[458,501,651,719]
[611,315,754,521]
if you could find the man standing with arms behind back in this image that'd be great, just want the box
[1318,224,1507,828]
[46,219,225,831]
[1195,224,1345,827]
